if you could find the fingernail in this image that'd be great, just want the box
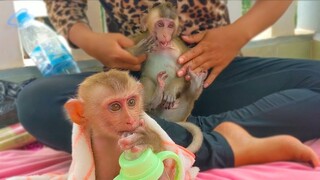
[178,57,184,64]
[203,83,209,88]
[177,70,183,77]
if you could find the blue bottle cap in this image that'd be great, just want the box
[16,9,33,26]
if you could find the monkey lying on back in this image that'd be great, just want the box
[127,2,206,153]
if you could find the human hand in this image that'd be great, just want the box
[84,32,146,71]
[177,25,248,88]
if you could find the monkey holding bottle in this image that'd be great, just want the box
[64,70,168,179]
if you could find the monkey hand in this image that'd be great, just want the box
[188,68,207,92]
[127,36,156,56]
[118,131,148,157]
[147,71,168,110]
[118,121,164,155]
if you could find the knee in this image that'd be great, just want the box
[16,79,47,126]
[17,78,51,107]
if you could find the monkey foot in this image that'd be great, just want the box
[162,91,177,109]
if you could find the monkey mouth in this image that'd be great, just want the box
[159,41,169,47]
[119,125,140,135]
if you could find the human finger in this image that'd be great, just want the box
[187,53,212,71]
[177,50,211,77]
[117,50,146,65]
[117,63,142,71]
[178,45,204,65]
[177,60,192,77]
[181,31,206,44]
[116,34,135,48]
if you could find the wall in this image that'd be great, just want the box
[242,35,315,60]
[0,0,104,71]
[0,1,24,70]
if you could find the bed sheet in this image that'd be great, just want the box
[0,139,319,180]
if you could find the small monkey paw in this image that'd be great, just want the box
[157,71,168,88]
[118,131,147,153]
[188,69,207,89]
[135,36,156,54]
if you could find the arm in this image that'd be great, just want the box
[44,0,146,71]
[233,0,294,42]
[44,0,89,47]
[178,0,293,87]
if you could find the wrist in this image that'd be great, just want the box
[69,22,95,50]
[226,23,251,48]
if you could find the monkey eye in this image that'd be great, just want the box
[168,22,175,28]
[157,21,164,27]
[109,102,121,112]
[127,98,136,107]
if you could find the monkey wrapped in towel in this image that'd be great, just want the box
[7,70,199,180]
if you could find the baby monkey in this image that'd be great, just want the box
[64,70,166,179]
[64,71,320,179]
[127,2,205,153]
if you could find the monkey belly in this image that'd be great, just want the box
[142,52,181,82]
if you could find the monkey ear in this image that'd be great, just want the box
[64,99,86,125]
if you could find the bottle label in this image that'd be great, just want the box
[38,37,74,66]
[30,46,52,75]
[30,37,76,76]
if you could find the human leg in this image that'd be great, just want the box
[155,115,319,171]
[16,72,96,152]
[193,57,320,115]
[214,122,319,167]
[190,88,320,141]
[187,57,320,170]
[152,115,235,171]
[191,57,320,141]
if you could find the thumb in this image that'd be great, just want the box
[182,32,206,44]
[117,34,135,48]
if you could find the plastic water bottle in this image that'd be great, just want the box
[14,9,80,77]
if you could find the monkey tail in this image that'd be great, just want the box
[177,122,203,153]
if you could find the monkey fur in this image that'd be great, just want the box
[127,2,205,153]
[64,70,166,179]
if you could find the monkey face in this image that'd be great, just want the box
[81,85,143,138]
[96,91,143,136]
[153,18,175,47]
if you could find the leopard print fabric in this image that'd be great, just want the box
[44,0,229,46]
[44,0,88,39]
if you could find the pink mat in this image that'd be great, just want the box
[1,139,319,180]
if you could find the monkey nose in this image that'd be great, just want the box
[125,117,137,127]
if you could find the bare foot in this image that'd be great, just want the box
[214,122,320,167]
